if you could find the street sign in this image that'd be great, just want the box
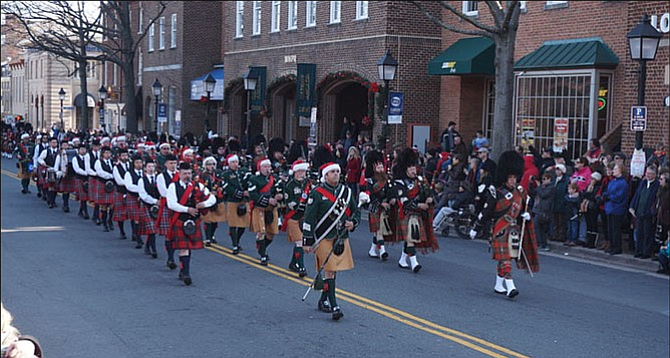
[630,106,647,131]
[388,91,403,124]
[99,108,105,123]
[157,103,167,123]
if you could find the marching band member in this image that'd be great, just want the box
[302,162,360,320]
[86,139,102,225]
[94,146,116,232]
[14,133,34,194]
[138,159,160,258]
[72,143,90,220]
[361,150,394,261]
[33,134,48,200]
[124,155,145,249]
[222,154,251,255]
[470,151,540,299]
[37,137,60,209]
[54,141,76,213]
[392,148,439,273]
[248,158,284,266]
[112,149,131,240]
[156,153,180,270]
[166,162,216,286]
[284,160,311,277]
[199,156,227,247]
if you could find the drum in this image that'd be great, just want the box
[46,168,57,183]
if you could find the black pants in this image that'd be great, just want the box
[636,216,655,256]
[607,214,625,253]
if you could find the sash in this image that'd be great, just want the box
[167,183,195,238]
[18,143,28,159]
[250,175,275,216]
[313,186,351,248]
[282,181,311,230]
[155,172,180,228]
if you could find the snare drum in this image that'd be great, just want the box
[46,168,57,183]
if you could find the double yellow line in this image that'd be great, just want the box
[2,167,528,357]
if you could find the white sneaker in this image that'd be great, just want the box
[368,243,379,258]
[398,252,409,269]
[409,255,422,273]
[379,245,388,261]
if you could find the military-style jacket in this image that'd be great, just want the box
[15,142,35,164]
[199,169,225,203]
[363,173,393,213]
[284,177,312,221]
[222,167,251,203]
[302,182,360,245]
[248,173,283,208]
[394,177,431,216]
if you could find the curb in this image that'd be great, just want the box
[544,241,661,273]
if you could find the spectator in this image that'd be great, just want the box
[471,130,490,154]
[656,171,670,257]
[539,147,555,175]
[565,182,583,247]
[603,163,630,255]
[520,154,539,193]
[345,146,362,197]
[477,148,497,183]
[533,172,556,251]
[570,157,593,192]
[343,130,356,152]
[629,165,659,259]
[440,121,459,153]
[586,138,602,165]
[445,153,467,206]
[466,157,481,189]
[339,116,353,141]
[595,163,615,251]
[424,148,439,183]
[451,135,468,161]
[552,164,570,243]
[582,171,604,248]
[647,143,668,168]
[658,238,669,275]
[1,303,43,358]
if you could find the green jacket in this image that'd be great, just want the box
[222,168,251,203]
[303,183,360,245]
[14,142,34,163]
[285,177,312,221]
[200,169,225,203]
[248,173,282,208]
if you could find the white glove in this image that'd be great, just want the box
[469,229,477,240]
[56,171,64,179]
[359,192,370,204]
[521,212,531,221]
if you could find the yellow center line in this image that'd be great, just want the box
[207,244,529,358]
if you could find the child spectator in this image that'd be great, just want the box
[565,182,582,246]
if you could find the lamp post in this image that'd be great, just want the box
[243,68,258,151]
[34,96,39,132]
[376,50,398,152]
[204,73,216,134]
[58,88,65,133]
[152,78,163,134]
[627,14,662,150]
[98,85,107,133]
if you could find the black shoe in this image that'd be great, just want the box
[260,256,268,266]
[494,289,506,295]
[183,275,192,286]
[151,252,158,259]
[95,219,102,226]
[167,260,177,270]
[298,267,307,278]
[63,206,70,213]
[119,234,127,240]
[640,255,651,259]
[103,224,110,232]
[288,262,299,272]
[331,306,344,321]
[144,247,151,255]
[37,192,42,198]
[507,289,519,299]
[634,253,642,258]
[381,252,389,261]
[211,237,218,244]
[135,240,143,249]
[609,251,622,256]
[232,246,240,255]
[82,213,90,220]
[204,239,211,247]
[318,300,332,313]
[21,189,27,194]
[398,263,410,270]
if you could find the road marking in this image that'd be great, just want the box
[1,226,65,233]
[207,244,529,358]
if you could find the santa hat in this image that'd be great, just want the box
[159,142,171,150]
[203,156,217,166]
[257,158,271,172]
[145,141,155,149]
[72,137,81,143]
[182,148,194,157]
[21,133,29,140]
[320,162,340,178]
[117,135,126,142]
[136,142,146,149]
[225,154,239,164]
[591,171,602,181]
[101,137,111,144]
[291,160,309,173]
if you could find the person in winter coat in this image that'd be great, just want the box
[655,171,670,257]
[532,172,556,251]
[570,157,592,193]
[602,164,630,255]
[582,171,604,248]
[552,164,570,242]
[629,165,660,258]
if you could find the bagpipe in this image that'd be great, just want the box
[182,180,213,237]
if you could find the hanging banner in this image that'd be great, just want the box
[630,148,646,178]
[388,91,403,124]
[553,118,569,153]
[520,118,535,149]
[296,64,316,118]
[250,66,266,114]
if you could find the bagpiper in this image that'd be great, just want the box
[72,143,91,220]
[469,150,540,299]
[303,162,360,321]
[156,153,180,270]
[112,148,131,240]
[37,137,60,209]
[14,133,34,194]
[54,141,76,213]
[33,134,49,200]
[166,162,216,285]
[360,150,394,261]
[248,158,284,266]
[124,154,146,249]
[94,146,116,232]
[137,159,160,258]
[199,156,227,247]
[86,139,102,225]
[283,160,311,277]
[392,148,439,273]
[221,154,251,255]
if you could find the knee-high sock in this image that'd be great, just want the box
[130,221,138,239]
[62,193,69,208]
[325,278,338,307]
[257,237,267,256]
[296,246,305,268]
[320,284,329,303]
[204,223,213,240]
[101,210,108,227]
[148,234,157,252]
[93,205,99,221]
[179,253,191,276]
[21,179,30,191]
[212,223,218,239]
[237,228,245,245]
[165,239,175,261]
[118,221,126,237]
[404,243,416,256]
[264,237,273,249]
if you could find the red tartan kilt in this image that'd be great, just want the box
[369,210,381,233]
[96,180,114,205]
[138,204,157,235]
[125,195,141,222]
[111,192,127,221]
[37,167,46,186]
[156,203,171,236]
[169,219,204,250]
[58,176,77,193]
[491,219,512,261]
[74,178,89,201]
[89,177,101,203]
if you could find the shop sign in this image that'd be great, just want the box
[553,118,569,153]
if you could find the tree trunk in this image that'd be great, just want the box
[123,62,137,133]
[491,29,517,161]
[78,58,89,132]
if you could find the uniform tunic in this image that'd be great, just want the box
[248,173,282,235]
[284,177,312,242]
[222,168,251,228]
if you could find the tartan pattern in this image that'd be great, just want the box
[88,177,100,203]
[58,176,77,193]
[368,210,381,233]
[137,204,157,236]
[74,178,89,201]
[37,166,46,187]
[169,219,204,250]
[156,200,171,236]
[111,192,127,221]
[96,180,114,205]
[125,195,141,222]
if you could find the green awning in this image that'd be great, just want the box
[428,37,495,75]
[515,37,619,71]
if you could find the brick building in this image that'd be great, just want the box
[432,1,669,160]
[222,1,442,151]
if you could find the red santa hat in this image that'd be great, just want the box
[320,162,340,178]
[291,160,309,173]
[203,156,217,166]
[225,154,239,164]
[257,158,271,172]
[136,142,146,149]
[159,142,171,150]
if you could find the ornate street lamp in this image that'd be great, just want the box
[204,73,216,133]
[152,78,163,133]
[58,88,66,132]
[243,68,258,151]
[98,85,107,133]
[376,50,398,151]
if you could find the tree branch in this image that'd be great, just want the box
[410,1,491,38]
[439,1,500,34]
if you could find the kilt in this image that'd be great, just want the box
[286,218,302,243]
[155,199,171,236]
[74,178,89,201]
[88,177,101,204]
[138,203,157,236]
[369,210,382,233]
[314,238,354,272]
[202,202,227,223]
[125,194,141,222]
[169,218,204,250]
[491,218,540,273]
[37,166,46,187]
[16,162,31,180]
[111,191,127,221]
[58,176,77,193]
[96,179,114,205]
[226,202,250,228]
[395,210,439,253]
[250,207,279,235]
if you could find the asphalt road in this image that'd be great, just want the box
[1,158,668,358]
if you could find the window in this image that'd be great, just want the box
[236,1,244,38]
[113,63,118,86]
[546,1,567,5]
[1,34,5,45]
[271,1,280,33]
[138,6,143,34]
[330,1,341,23]
[288,1,297,30]
[253,1,262,35]
[306,1,316,27]
[1,14,5,25]
[137,48,142,85]
[159,17,165,50]
[171,14,177,48]
[356,1,368,20]
[462,1,478,16]
[148,23,154,51]
[545,1,568,9]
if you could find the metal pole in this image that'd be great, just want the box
[205,90,212,133]
[155,96,160,134]
[246,90,252,151]
[100,98,105,133]
[60,99,64,132]
[635,60,646,150]
[384,79,390,151]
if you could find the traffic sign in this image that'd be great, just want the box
[630,106,647,131]
[157,103,167,123]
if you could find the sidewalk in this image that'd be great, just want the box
[543,241,663,273]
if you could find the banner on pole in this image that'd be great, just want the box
[388,91,403,124]
[250,67,266,114]
[553,118,569,153]
[296,64,316,117]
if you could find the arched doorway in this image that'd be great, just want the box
[267,74,299,142]
[73,93,96,130]
[224,78,261,148]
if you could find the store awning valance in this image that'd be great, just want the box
[428,37,495,75]
[515,37,619,71]
[190,68,224,101]
[73,93,95,108]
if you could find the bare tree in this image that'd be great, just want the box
[1,1,104,131]
[93,1,167,133]
[412,1,522,159]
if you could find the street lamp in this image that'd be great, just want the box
[58,88,65,133]
[376,50,398,151]
[627,14,662,150]
[243,68,258,151]
[98,85,107,133]
[204,73,216,134]
[152,78,163,133]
